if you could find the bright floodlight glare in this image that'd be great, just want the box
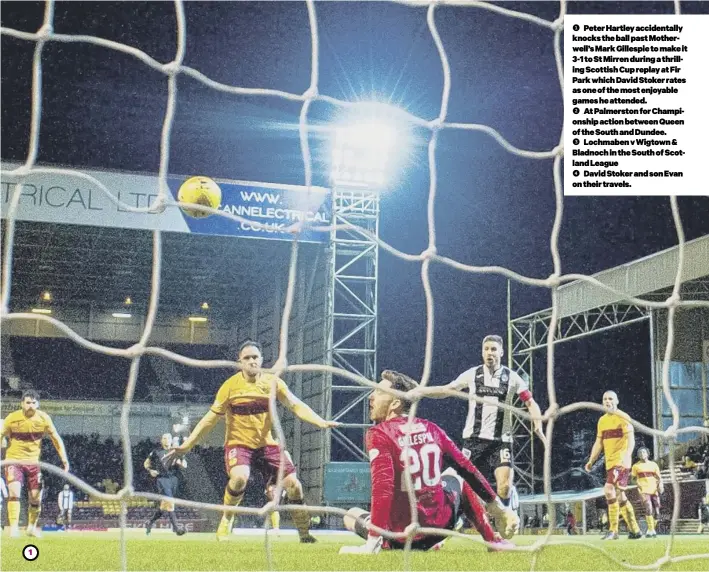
[330,103,409,189]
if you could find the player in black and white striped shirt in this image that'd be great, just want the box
[444,335,547,506]
[57,484,74,530]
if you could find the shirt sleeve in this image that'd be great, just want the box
[0,417,9,438]
[276,378,289,401]
[434,424,497,503]
[631,463,638,478]
[510,371,532,403]
[449,368,474,391]
[43,413,58,436]
[366,428,395,536]
[596,418,603,440]
[622,417,633,435]
[210,380,231,415]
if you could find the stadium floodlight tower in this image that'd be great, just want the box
[325,102,410,462]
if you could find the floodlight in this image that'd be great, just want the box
[330,103,411,189]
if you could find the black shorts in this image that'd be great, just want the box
[156,475,179,498]
[353,475,462,551]
[461,438,513,482]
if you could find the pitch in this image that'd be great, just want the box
[2,530,708,571]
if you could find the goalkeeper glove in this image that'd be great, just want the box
[338,534,383,555]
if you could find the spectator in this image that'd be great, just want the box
[566,511,578,535]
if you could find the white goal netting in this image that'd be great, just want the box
[1,1,708,571]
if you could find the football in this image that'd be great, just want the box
[177,176,222,218]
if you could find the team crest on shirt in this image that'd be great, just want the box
[501,372,509,383]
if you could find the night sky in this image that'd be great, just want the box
[2,1,708,485]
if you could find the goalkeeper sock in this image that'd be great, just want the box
[646,515,656,533]
[461,481,496,542]
[149,510,163,525]
[270,510,280,530]
[28,503,41,528]
[620,500,640,534]
[608,498,619,533]
[7,498,20,528]
[288,498,311,537]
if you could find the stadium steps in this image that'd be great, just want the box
[670,519,702,534]
[659,469,695,483]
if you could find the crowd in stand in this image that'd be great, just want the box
[32,435,278,527]
[2,338,230,402]
[39,434,157,502]
[682,442,709,479]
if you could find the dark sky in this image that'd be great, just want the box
[2,1,708,483]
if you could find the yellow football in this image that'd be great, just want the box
[177,176,222,218]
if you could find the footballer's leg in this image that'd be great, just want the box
[441,468,513,551]
[283,472,316,543]
[265,483,281,530]
[343,507,372,540]
[162,476,185,536]
[146,476,168,535]
[642,494,656,537]
[494,445,514,507]
[26,467,43,537]
[618,487,641,538]
[651,494,661,536]
[5,467,23,537]
[263,446,315,543]
[603,471,620,540]
[218,446,252,541]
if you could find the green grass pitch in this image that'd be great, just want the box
[2,530,708,571]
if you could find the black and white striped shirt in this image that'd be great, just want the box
[450,365,531,442]
[57,490,74,511]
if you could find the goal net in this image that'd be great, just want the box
[1,1,708,571]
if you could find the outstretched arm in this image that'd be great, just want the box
[169,410,220,457]
[278,387,340,429]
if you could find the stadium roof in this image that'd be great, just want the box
[518,234,709,320]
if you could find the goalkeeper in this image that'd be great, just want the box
[340,370,518,554]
